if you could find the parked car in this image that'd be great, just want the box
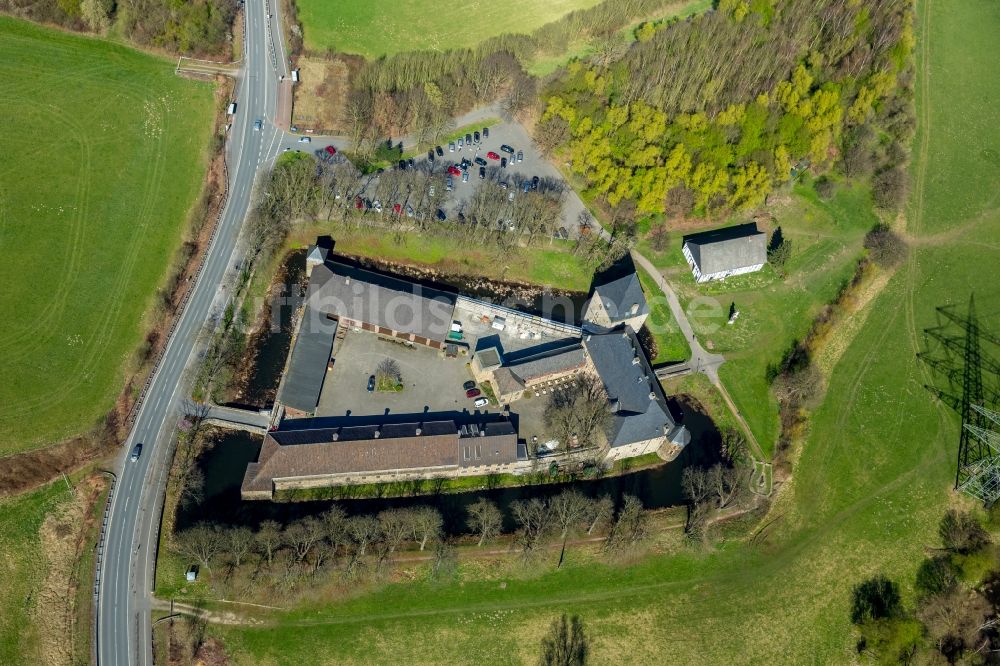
[436,145,444,157]
[532,175,540,190]
[129,443,143,462]
[466,388,482,399]
[500,144,514,154]
[367,375,376,392]
[298,136,311,143]
[447,165,461,176]
[428,150,435,162]
[457,137,464,149]
[499,181,508,190]
[460,158,472,169]
[473,130,480,143]
[325,145,337,156]
[458,212,467,224]
[463,380,477,391]
[474,156,487,167]
[486,151,500,160]
[405,205,414,218]
[253,119,262,131]
[474,397,489,408]
[516,150,524,163]
[500,157,507,168]
[408,157,415,168]
[373,200,383,212]
[523,181,531,193]
[508,191,515,202]
[465,133,473,145]
[398,159,407,170]
[449,142,456,152]
[479,166,486,179]
[462,171,470,183]
[446,176,454,191]
[354,196,363,210]
[393,203,402,215]
[483,126,490,138]
[436,208,447,221]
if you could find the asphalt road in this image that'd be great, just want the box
[95,0,287,663]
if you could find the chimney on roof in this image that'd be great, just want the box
[622,330,629,338]
[632,356,640,366]
[373,429,381,439]
[630,303,639,315]
[649,391,656,400]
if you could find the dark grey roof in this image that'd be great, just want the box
[506,344,586,382]
[683,223,767,276]
[584,327,680,447]
[278,308,337,413]
[476,347,502,369]
[306,262,457,342]
[592,272,648,322]
[272,419,458,445]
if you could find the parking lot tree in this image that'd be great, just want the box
[511,497,553,556]
[254,520,284,568]
[551,490,594,567]
[467,498,503,547]
[543,374,612,452]
[411,506,443,551]
[375,357,403,390]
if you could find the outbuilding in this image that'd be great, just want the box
[682,223,768,283]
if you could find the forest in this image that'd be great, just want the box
[537,0,916,219]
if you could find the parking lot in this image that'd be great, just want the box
[315,329,493,419]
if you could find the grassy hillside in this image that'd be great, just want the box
[295,0,603,58]
[205,0,1000,662]
[0,17,214,455]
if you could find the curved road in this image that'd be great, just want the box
[96,1,287,663]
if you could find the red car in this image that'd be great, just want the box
[393,203,402,215]
[486,151,500,160]
[466,388,482,399]
[447,165,462,176]
[324,145,337,156]
[354,196,363,210]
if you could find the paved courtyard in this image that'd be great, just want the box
[316,330,489,418]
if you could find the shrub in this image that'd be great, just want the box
[814,176,835,200]
[851,575,901,624]
[939,510,990,555]
[915,556,957,597]
[864,224,907,268]
[872,166,908,210]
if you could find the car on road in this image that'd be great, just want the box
[130,443,143,462]
[449,142,455,152]
[436,145,444,157]
[298,136,311,143]
[474,397,489,408]
[473,131,480,143]
[500,144,514,154]
[448,165,461,176]
[253,119,262,131]
[483,126,490,138]
[487,151,500,160]
[474,156,487,167]
[367,375,376,392]
[500,157,507,168]
[463,380,477,391]
[466,388,482,398]
[479,166,486,179]
[462,171,469,183]
[516,150,524,163]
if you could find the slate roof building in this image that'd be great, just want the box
[583,327,689,461]
[583,270,649,332]
[242,419,519,499]
[682,223,768,283]
[471,342,588,402]
[276,308,337,416]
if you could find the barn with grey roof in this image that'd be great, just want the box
[682,223,768,283]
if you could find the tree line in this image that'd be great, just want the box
[172,490,653,595]
[2,0,237,56]
[536,0,916,220]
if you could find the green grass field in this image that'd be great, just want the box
[295,0,603,58]
[204,1,1000,662]
[0,18,215,455]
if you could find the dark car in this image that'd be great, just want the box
[408,157,415,168]
[500,157,507,168]
[483,126,490,138]
[130,443,143,462]
[398,159,407,170]
[466,388,482,399]
[500,144,514,154]
[436,208,447,221]
[458,212,467,224]
[461,158,472,169]
[532,175,540,190]
[474,156,487,167]
[473,130,480,143]
[367,375,376,392]
[428,150,435,162]
[463,380,477,391]
[436,145,444,157]
[479,166,486,179]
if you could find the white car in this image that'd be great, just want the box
[298,136,311,143]
[449,142,455,152]
[474,397,489,408]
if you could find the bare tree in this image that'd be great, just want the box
[682,466,715,540]
[226,526,254,569]
[587,495,614,535]
[430,539,458,582]
[544,374,612,451]
[346,515,381,558]
[285,517,326,563]
[377,508,414,554]
[254,520,283,568]
[375,357,403,389]
[411,506,443,551]
[708,463,750,509]
[551,491,593,567]
[175,523,225,572]
[510,498,553,556]
[605,495,648,553]
[467,499,503,547]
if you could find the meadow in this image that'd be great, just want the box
[294,0,604,58]
[0,18,215,455]
[203,0,1000,661]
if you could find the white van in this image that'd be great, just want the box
[227,102,237,115]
